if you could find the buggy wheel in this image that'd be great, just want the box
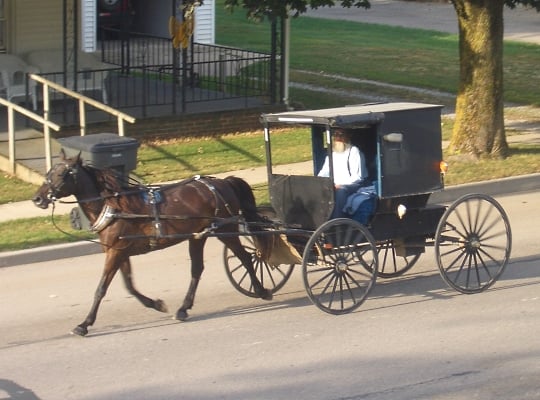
[374,240,421,278]
[223,235,295,298]
[435,193,512,294]
[302,218,378,315]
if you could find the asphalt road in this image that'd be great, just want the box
[1,190,539,400]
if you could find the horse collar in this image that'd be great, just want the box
[90,204,116,232]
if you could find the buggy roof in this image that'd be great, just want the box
[261,102,443,128]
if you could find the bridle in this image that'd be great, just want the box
[44,161,78,201]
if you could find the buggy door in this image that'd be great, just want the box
[270,174,334,231]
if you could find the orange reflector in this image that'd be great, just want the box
[323,243,333,250]
[440,161,448,174]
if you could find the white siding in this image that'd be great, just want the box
[194,0,214,44]
[81,0,97,52]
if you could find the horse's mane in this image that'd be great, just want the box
[94,168,135,193]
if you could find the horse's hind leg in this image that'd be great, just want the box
[175,238,206,321]
[220,236,273,301]
[120,258,168,313]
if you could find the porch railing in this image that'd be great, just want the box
[99,31,275,113]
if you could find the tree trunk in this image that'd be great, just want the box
[450,0,508,158]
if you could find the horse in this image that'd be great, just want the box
[32,150,273,336]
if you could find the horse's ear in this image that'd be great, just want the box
[59,148,66,161]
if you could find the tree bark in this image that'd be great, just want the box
[450,0,508,158]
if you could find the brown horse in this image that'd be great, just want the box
[33,150,273,336]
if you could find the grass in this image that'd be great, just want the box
[0,173,38,204]
[0,216,96,252]
[136,128,311,182]
[216,0,540,106]
[444,144,540,186]
[2,3,540,252]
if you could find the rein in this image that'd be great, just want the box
[49,202,109,248]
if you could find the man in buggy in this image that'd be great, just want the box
[317,128,374,222]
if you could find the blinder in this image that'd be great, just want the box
[45,162,78,200]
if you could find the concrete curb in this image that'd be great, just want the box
[429,172,540,204]
[0,240,103,268]
[2,173,538,268]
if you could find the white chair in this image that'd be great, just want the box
[0,54,39,110]
[25,50,109,104]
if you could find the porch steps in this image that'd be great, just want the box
[0,129,61,185]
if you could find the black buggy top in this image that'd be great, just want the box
[260,102,445,230]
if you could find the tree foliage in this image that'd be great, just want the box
[222,0,369,19]
[505,0,540,9]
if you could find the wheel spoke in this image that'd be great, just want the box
[474,202,496,238]
[224,235,295,298]
[454,206,472,238]
[435,194,511,294]
[307,268,335,291]
[475,251,494,280]
[303,219,378,314]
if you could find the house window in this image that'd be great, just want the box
[0,0,5,52]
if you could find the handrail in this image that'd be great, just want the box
[29,73,136,170]
[0,97,61,174]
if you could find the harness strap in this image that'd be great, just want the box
[147,188,163,239]
[194,176,235,217]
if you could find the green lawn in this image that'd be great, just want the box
[216,0,540,106]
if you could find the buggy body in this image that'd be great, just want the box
[261,102,447,250]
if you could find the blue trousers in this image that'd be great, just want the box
[331,183,362,219]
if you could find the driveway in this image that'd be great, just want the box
[305,0,540,45]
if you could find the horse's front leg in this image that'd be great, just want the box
[175,238,206,321]
[120,257,168,313]
[72,251,121,337]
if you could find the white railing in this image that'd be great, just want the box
[0,97,60,174]
[1,74,136,172]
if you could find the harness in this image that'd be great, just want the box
[193,175,235,216]
[71,175,240,245]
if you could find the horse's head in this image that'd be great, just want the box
[32,149,83,209]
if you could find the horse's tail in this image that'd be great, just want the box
[224,176,262,223]
[225,176,302,267]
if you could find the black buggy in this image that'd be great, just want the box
[224,102,512,314]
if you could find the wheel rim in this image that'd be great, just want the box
[372,240,420,278]
[435,194,512,294]
[302,219,378,314]
[223,235,295,298]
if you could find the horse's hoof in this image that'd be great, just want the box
[175,310,189,321]
[154,299,168,313]
[71,325,88,337]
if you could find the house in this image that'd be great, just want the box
[1,0,215,55]
[0,0,280,139]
